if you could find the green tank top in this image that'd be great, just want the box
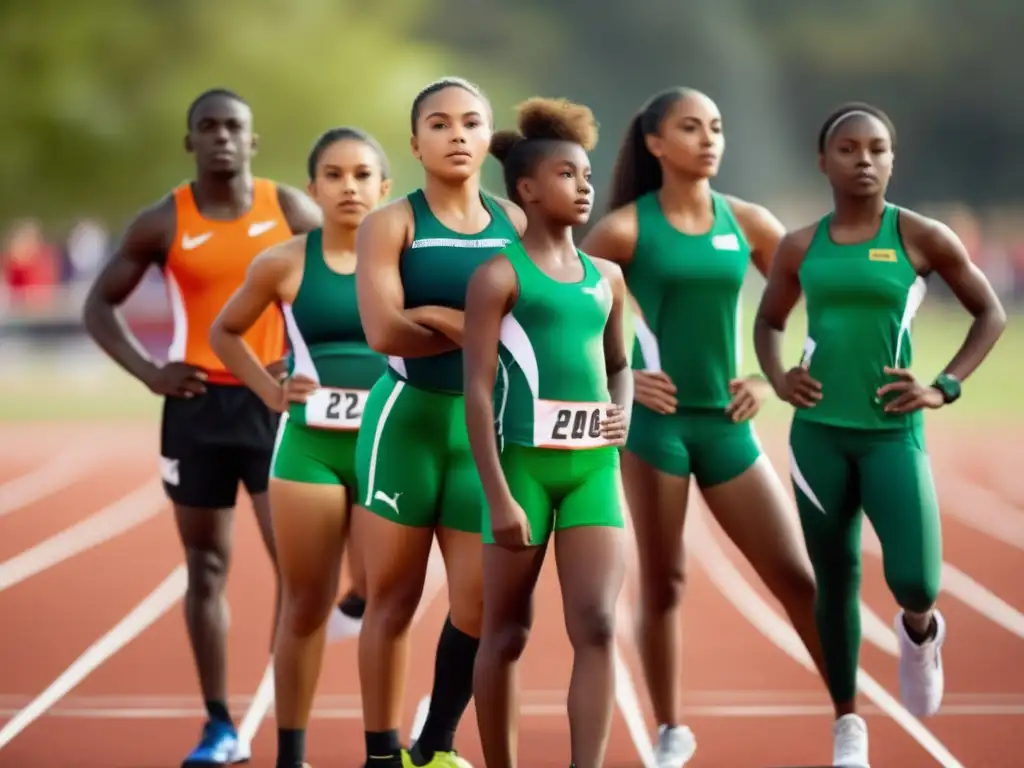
[389,189,519,394]
[498,241,613,449]
[627,190,750,409]
[796,204,927,431]
[283,228,387,429]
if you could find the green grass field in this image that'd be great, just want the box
[0,299,1017,424]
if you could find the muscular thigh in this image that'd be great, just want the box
[438,401,484,534]
[356,375,445,528]
[270,478,348,601]
[857,426,942,594]
[483,444,555,546]
[788,418,862,562]
[554,448,624,534]
[683,408,763,490]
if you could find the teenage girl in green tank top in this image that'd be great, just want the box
[352,78,525,768]
[463,98,632,768]
[210,128,391,768]
[754,103,1006,768]
[581,88,829,766]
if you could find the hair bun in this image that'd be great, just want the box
[489,130,523,163]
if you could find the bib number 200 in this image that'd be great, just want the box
[550,408,602,442]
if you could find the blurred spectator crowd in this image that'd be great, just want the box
[3,207,1024,321]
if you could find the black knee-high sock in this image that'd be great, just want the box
[411,615,479,763]
[276,728,306,768]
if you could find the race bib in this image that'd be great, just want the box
[533,400,611,449]
[304,387,369,430]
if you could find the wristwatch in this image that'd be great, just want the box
[931,372,961,404]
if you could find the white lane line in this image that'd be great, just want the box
[0,564,187,751]
[0,448,103,518]
[4,691,1024,720]
[688,504,966,768]
[941,476,1024,551]
[236,539,448,752]
[0,480,165,593]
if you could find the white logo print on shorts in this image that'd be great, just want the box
[373,490,401,515]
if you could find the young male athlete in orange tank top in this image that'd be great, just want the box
[83,89,322,767]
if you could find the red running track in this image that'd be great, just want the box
[0,419,1020,767]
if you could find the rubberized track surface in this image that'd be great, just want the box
[0,419,1020,767]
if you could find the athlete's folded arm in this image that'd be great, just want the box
[463,258,519,512]
[355,202,460,358]
[82,197,172,385]
[597,261,634,421]
[210,240,301,408]
[906,212,1008,382]
[753,228,811,392]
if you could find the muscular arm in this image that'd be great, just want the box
[82,199,172,387]
[729,197,787,279]
[596,261,634,417]
[355,202,459,357]
[210,239,301,407]
[463,258,519,512]
[277,184,323,234]
[753,229,811,392]
[907,213,1007,381]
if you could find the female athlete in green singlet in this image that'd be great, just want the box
[352,78,526,768]
[464,98,632,768]
[211,127,391,768]
[581,88,828,767]
[754,103,1006,768]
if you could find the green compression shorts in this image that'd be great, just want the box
[625,403,762,488]
[482,443,623,547]
[355,371,481,532]
[269,414,359,489]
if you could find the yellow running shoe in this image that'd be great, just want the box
[401,749,473,768]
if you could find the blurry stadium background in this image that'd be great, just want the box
[1,0,1020,422]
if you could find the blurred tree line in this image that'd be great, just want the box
[2,0,1021,231]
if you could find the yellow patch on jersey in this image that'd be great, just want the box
[868,248,898,262]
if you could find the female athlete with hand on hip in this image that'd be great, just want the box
[211,127,391,768]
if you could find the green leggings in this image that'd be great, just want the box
[788,417,942,704]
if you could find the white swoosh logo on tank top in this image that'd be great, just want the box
[248,220,278,237]
[181,232,213,250]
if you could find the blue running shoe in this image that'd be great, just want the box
[182,719,244,766]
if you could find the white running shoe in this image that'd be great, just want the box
[895,609,946,717]
[832,713,869,767]
[325,604,362,643]
[653,723,697,767]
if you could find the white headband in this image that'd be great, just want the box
[823,110,877,145]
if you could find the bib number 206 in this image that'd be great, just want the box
[305,388,368,430]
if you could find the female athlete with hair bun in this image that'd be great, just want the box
[464,97,632,768]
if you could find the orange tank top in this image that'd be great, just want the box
[164,178,292,384]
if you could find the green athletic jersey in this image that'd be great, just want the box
[498,241,613,449]
[796,204,927,431]
[283,228,386,428]
[627,191,750,409]
[390,189,518,394]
